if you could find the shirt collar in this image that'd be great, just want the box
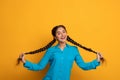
[55,43,70,48]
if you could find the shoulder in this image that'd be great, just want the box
[67,44,78,50]
[45,45,57,52]
[48,45,56,50]
[67,44,80,56]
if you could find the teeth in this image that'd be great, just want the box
[61,37,66,39]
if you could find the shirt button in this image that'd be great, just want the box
[61,57,64,60]
[59,70,62,72]
[56,77,61,80]
[61,51,63,53]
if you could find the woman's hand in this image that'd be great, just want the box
[19,53,26,64]
[96,52,103,62]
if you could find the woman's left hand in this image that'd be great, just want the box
[96,52,103,62]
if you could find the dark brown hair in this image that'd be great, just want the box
[17,25,105,65]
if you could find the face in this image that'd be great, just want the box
[55,27,67,43]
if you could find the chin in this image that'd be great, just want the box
[59,40,66,43]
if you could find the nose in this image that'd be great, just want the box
[61,33,64,37]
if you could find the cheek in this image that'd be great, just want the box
[63,33,67,36]
[56,35,61,39]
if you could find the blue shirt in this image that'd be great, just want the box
[24,43,100,80]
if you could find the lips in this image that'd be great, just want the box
[61,37,66,39]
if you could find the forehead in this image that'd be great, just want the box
[56,27,65,32]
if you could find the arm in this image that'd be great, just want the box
[74,47,100,70]
[22,49,52,71]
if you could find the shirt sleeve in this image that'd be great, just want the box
[23,49,52,71]
[74,47,100,70]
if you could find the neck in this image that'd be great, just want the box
[58,42,66,50]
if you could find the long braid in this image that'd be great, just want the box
[67,35,105,62]
[17,24,105,65]
[67,36,97,54]
[17,38,56,65]
[25,39,56,55]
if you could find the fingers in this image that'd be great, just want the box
[96,53,100,62]
[19,52,25,58]
[96,52,105,63]
[97,52,103,58]
[18,52,26,63]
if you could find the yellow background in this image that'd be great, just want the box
[0,0,120,80]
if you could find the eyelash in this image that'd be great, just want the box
[63,31,65,33]
[57,33,60,35]
[57,31,66,35]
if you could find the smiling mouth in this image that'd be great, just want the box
[61,37,66,39]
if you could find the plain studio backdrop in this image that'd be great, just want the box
[0,0,120,80]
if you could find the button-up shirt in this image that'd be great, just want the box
[24,43,100,80]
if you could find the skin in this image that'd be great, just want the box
[19,27,103,64]
[54,27,67,51]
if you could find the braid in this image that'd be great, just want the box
[67,36,105,63]
[17,38,56,65]
[25,38,56,55]
[67,36,97,54]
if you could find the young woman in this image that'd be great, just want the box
[18,25,104,80]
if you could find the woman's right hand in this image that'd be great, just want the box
[19,53,26,64]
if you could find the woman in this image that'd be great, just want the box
[18,25,104,80]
